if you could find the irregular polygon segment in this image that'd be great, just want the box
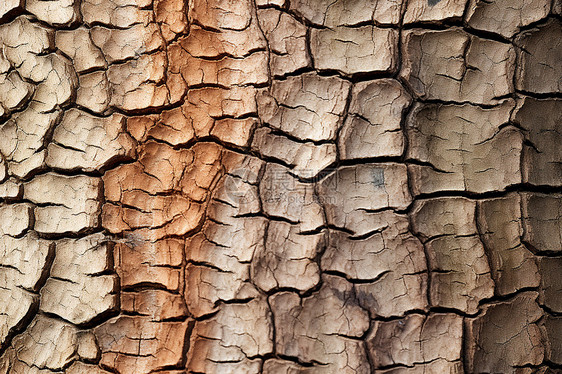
[81,0,153,28]
[56,27,106,73]
[466,0,551,39]
[213,154,264,212]
[136,86,257,145]
[407,101,521,195]
[543,315,562,365]
[513,97,562,186]
[0,17,76,112]
[412,197,493,313]
[425,235,493,313]
[8,315,90,371]
[0,0,22,19]
[0,234,52,344]
[322,214,425,281]
[107,52,178,111]
[521,192,562,253]
[339,79,411,160]
[257,72,351,142]
[465,292,545,373]
[24,173,101,234]
[252,127,337,178]
[538,257,562,313]
[318,163,412,230]
[95,316,189,374]
[183,50,269,87]
[185,263,260,318]
[76,71,111,114]
[0,203,32,236]
[187,298,272,372]
[355,271,428,318]
[189,0,253,30]
[103,142,193,198]
[260,163,324,231]
[411,197,477,240]
[515,19,562,94]
[325,206,403,240]
[47,110,136,172]
[367,313,462,368]
[103,188,200,235]
[187,157,265,317]
[404,0,467,23]
[121,289,188,321]
[270,276,370,372]
[401,29,514,104]
[181,22,266,59]
[322,213,428,317]
[258,8,309,76]
[0,106,58,178]
[290,0,402,26]
[26,0,77,26]
[310,26,398,76]
[0,234,51,292]
[186,216,265,317]
[212,117,257,147]
[91,24,164,64]
[114,238,183,291]
[40,234,118,325]
[477,194,540,295]
[154,0,187,42]
[0,16,53,69]
[0,71,34,114]
[252,221,324,293]
[102,143,221,238]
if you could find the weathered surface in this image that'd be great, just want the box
[401,28,514,104]
[367,313,463,368]
[412,197,494,313]
[311,26,398,76]
[24,173,101,234]
[515,20,562,94]
[466,0,551,38]
[513,97,562,186]
[465,292,545,373]
[270,276,370,372]
[404,0,467,24]
[477,194,540,295]
[1,1,561,373]
[407,100,522,194]
[339,79,411,159]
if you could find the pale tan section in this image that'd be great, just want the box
[339,79,411,159]
[466,0,551,38]
[1,1,560,373]
[401,28,514,104]
[404,0,467,23]
[412,197,493,313]
[311,26,398,75]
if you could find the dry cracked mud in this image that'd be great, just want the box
[0,0,561,373]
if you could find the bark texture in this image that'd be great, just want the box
[0,0,561,373]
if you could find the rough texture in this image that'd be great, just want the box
[1,1,561,374]
[401,28,514,104]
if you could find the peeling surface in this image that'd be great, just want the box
[0,1,561,373]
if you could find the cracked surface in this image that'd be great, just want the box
[1,0,561,373]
